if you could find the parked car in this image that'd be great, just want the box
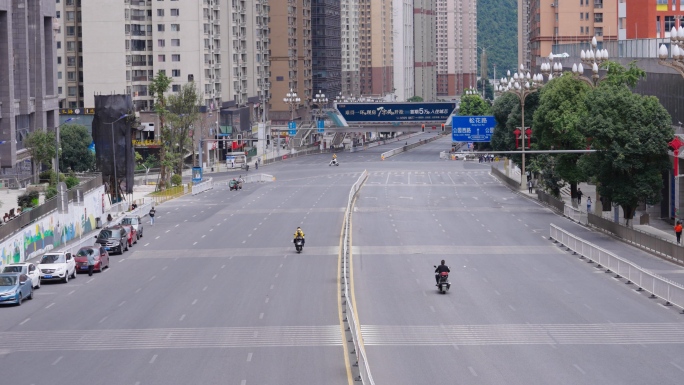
[2,263,40,289]
[120,224,138,246]
[0,273,33,305]
[121,215,144,239]
[37,252,76,283]
[95,226,128,254]
[74,246,110,274]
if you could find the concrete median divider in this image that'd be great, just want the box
[380,133,447,160]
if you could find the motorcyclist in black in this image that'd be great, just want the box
[435,260,450,284]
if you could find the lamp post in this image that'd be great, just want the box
[658,22,684,77]
[495,64,544,187]
[312,90,328,145]
[283,88,300,152]
[570,36,609,87]
[105,114,128,203]
[539,52,563,81]
[55,117,77,175]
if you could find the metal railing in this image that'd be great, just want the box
[191,178,213,195]
[537,189,566,213]
[550,223,684,312]
[380,134,445,160]
[243,173,274,183]
[490,165,521,190]
[148,185,188,205]
[341,170,374,384]
[564,204,587,225]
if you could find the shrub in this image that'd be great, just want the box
[65,176,80,189]
[171,174,182,187]
[39,170,57,185]
[18,191,40,209]
[45,186,58,200]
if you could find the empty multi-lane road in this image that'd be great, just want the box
[2,133,684,385]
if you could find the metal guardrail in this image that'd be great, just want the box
[490,165,521,190]
[191,178,213,195]
[341,170,374,384]
[380,133,446,160]
[0,174,103,243]
[243,173,274,183]
[550,223,684,312]
[536,189,566,213]
[564,204,587,225]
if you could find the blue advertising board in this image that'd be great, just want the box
[451,116,496,142]
[317,120,325,133]
[192,167,203,183]
[335,102,456,123]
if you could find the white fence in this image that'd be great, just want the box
[192,178,213,195]
[549,223,684,312]
[563,204,586,225]
[341,170,375,384]
[243,173,275,183]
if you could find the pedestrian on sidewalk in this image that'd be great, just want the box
[107,213,113,224]
[587,196,592,213]
[675,221,683,244]
[255,160,258,170]
[527,179,533,194]
[86,250,96,277]
[577,188,583,204]
[149,206,156,226]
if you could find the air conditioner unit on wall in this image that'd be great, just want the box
[551,3,556,7]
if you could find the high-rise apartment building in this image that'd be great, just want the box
[529,0,617,68]
[435,0,477,99]
[57,0,269,112]
[618,0,684,40]
[312,0,342,99]
[359,0,393,97]
[393,0,415,101]
[269,0,312,120]
[1,0,60,170]
[414,0,436,101]
[341,0,360,97]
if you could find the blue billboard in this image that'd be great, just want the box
[336,102,456,123]
[451,116,496,142]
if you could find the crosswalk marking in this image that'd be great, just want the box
[361,323,684,346]
[0,326,342,352]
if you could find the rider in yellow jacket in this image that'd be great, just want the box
[294,227,305,244]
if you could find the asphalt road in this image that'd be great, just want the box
[352,136,684,385]
[4,133,684,385]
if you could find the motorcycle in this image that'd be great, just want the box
[434,266,450,294]
[329,159,339,166]
[294,236,304,253]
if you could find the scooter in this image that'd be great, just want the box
[294,236,304,253]
[434,266,450,294]
[329,159,339,166]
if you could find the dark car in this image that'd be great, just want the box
[95,226,128,255]
[74,246,110,274]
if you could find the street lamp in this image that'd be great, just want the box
[658,23,684,77]
[55,117,78,175]
[105,114,128,203]
[495,64,544,187]
[571,36,609,87]
[540,52,563,81]
[283,89,300,151]
[312,90,328,144]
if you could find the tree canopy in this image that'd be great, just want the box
[458,94,491,116]
[166,82,201,174]
[578,83,672,221]
[148,72,172,189]
[407,96,423,102]
[59,124,95,172]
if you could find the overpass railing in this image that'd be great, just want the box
[550,223,684,312]
[341,169,374,384]
[380,133,446,160]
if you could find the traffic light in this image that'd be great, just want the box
[441,123,445,132]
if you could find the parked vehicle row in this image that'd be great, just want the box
[1,215,143,306]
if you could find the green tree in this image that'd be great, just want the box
[533,74,591,199]
[59,124,95,172]
[578,84,672,224]
[601,60,646,89]
[477,0,517,80]
[25,131,56,183]
[166,82,201,174]
[148,72,173,190]
[458,94,491,116]
[490,91,540,172]
[407,96,423,102]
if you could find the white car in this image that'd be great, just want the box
[2,263,41,289]
[37,252,76,283]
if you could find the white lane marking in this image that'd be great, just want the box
[135,288,142,293]
[573,364,586,375]
[202,235,206,238]
[149,276,156,281]
[162,266,168,271]
[99,317,108,324]
[86,278,95,283]
[119,258,126,263]
[203,286,208,292]
[179,314,186,321]
[429,306,435,313]
[119,301,126,307]
[247,353,253,362]
[149,354,158,364]
[221,265,225,269]
[68,290,75,295]
[241,381,247,385]
[144,243,150,246]
[269,284,274,290]
[45,303,55,309]
[279,264,283,268]
[671,362,684,372]
[155,236,160,239]
[494,290,501,296]
[165,230,170,233]
[193,242,198,245]
[259,313,264,319]
[175,224,179,227]
[212,274,217,280]
[275,273,279,278]
[468,367,478,377]
[19,318,30,325]
[52,356,63,365]
[508,305,516,311]
[265,298,270,303]
[191,299,198,305]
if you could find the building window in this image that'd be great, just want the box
[57,41,62,49]
[594,13,603,23]
[157,9,164,16]
[171,9,179,16]
[580,26,584,34]
[171,39,180,46]
[666,16,676,33]
[158,24,165,32]
[158,55,166,62]
[657,16,661,35]
[67,56,76,66]
[580,13,583,20]
[171,24,180,32]
[172,84,181,92]
[68,86,77,96]
[56,11,61,18]
[595,27,603,36]
[66,26,75,36]
[158,39,165,47]
[58,86,63,94]
[66,41,76,51]
[66,11,75,21]
[172,54,180,62]
[67,71,76,80]
[172,69,181,77]
[656,0,667,4]
[58,71,62,80]
[594,0,603,8]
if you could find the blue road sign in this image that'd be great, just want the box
[451,116,496,142]
[317,120,325,133]
[288,121,297,129]
[335,102,456,123]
